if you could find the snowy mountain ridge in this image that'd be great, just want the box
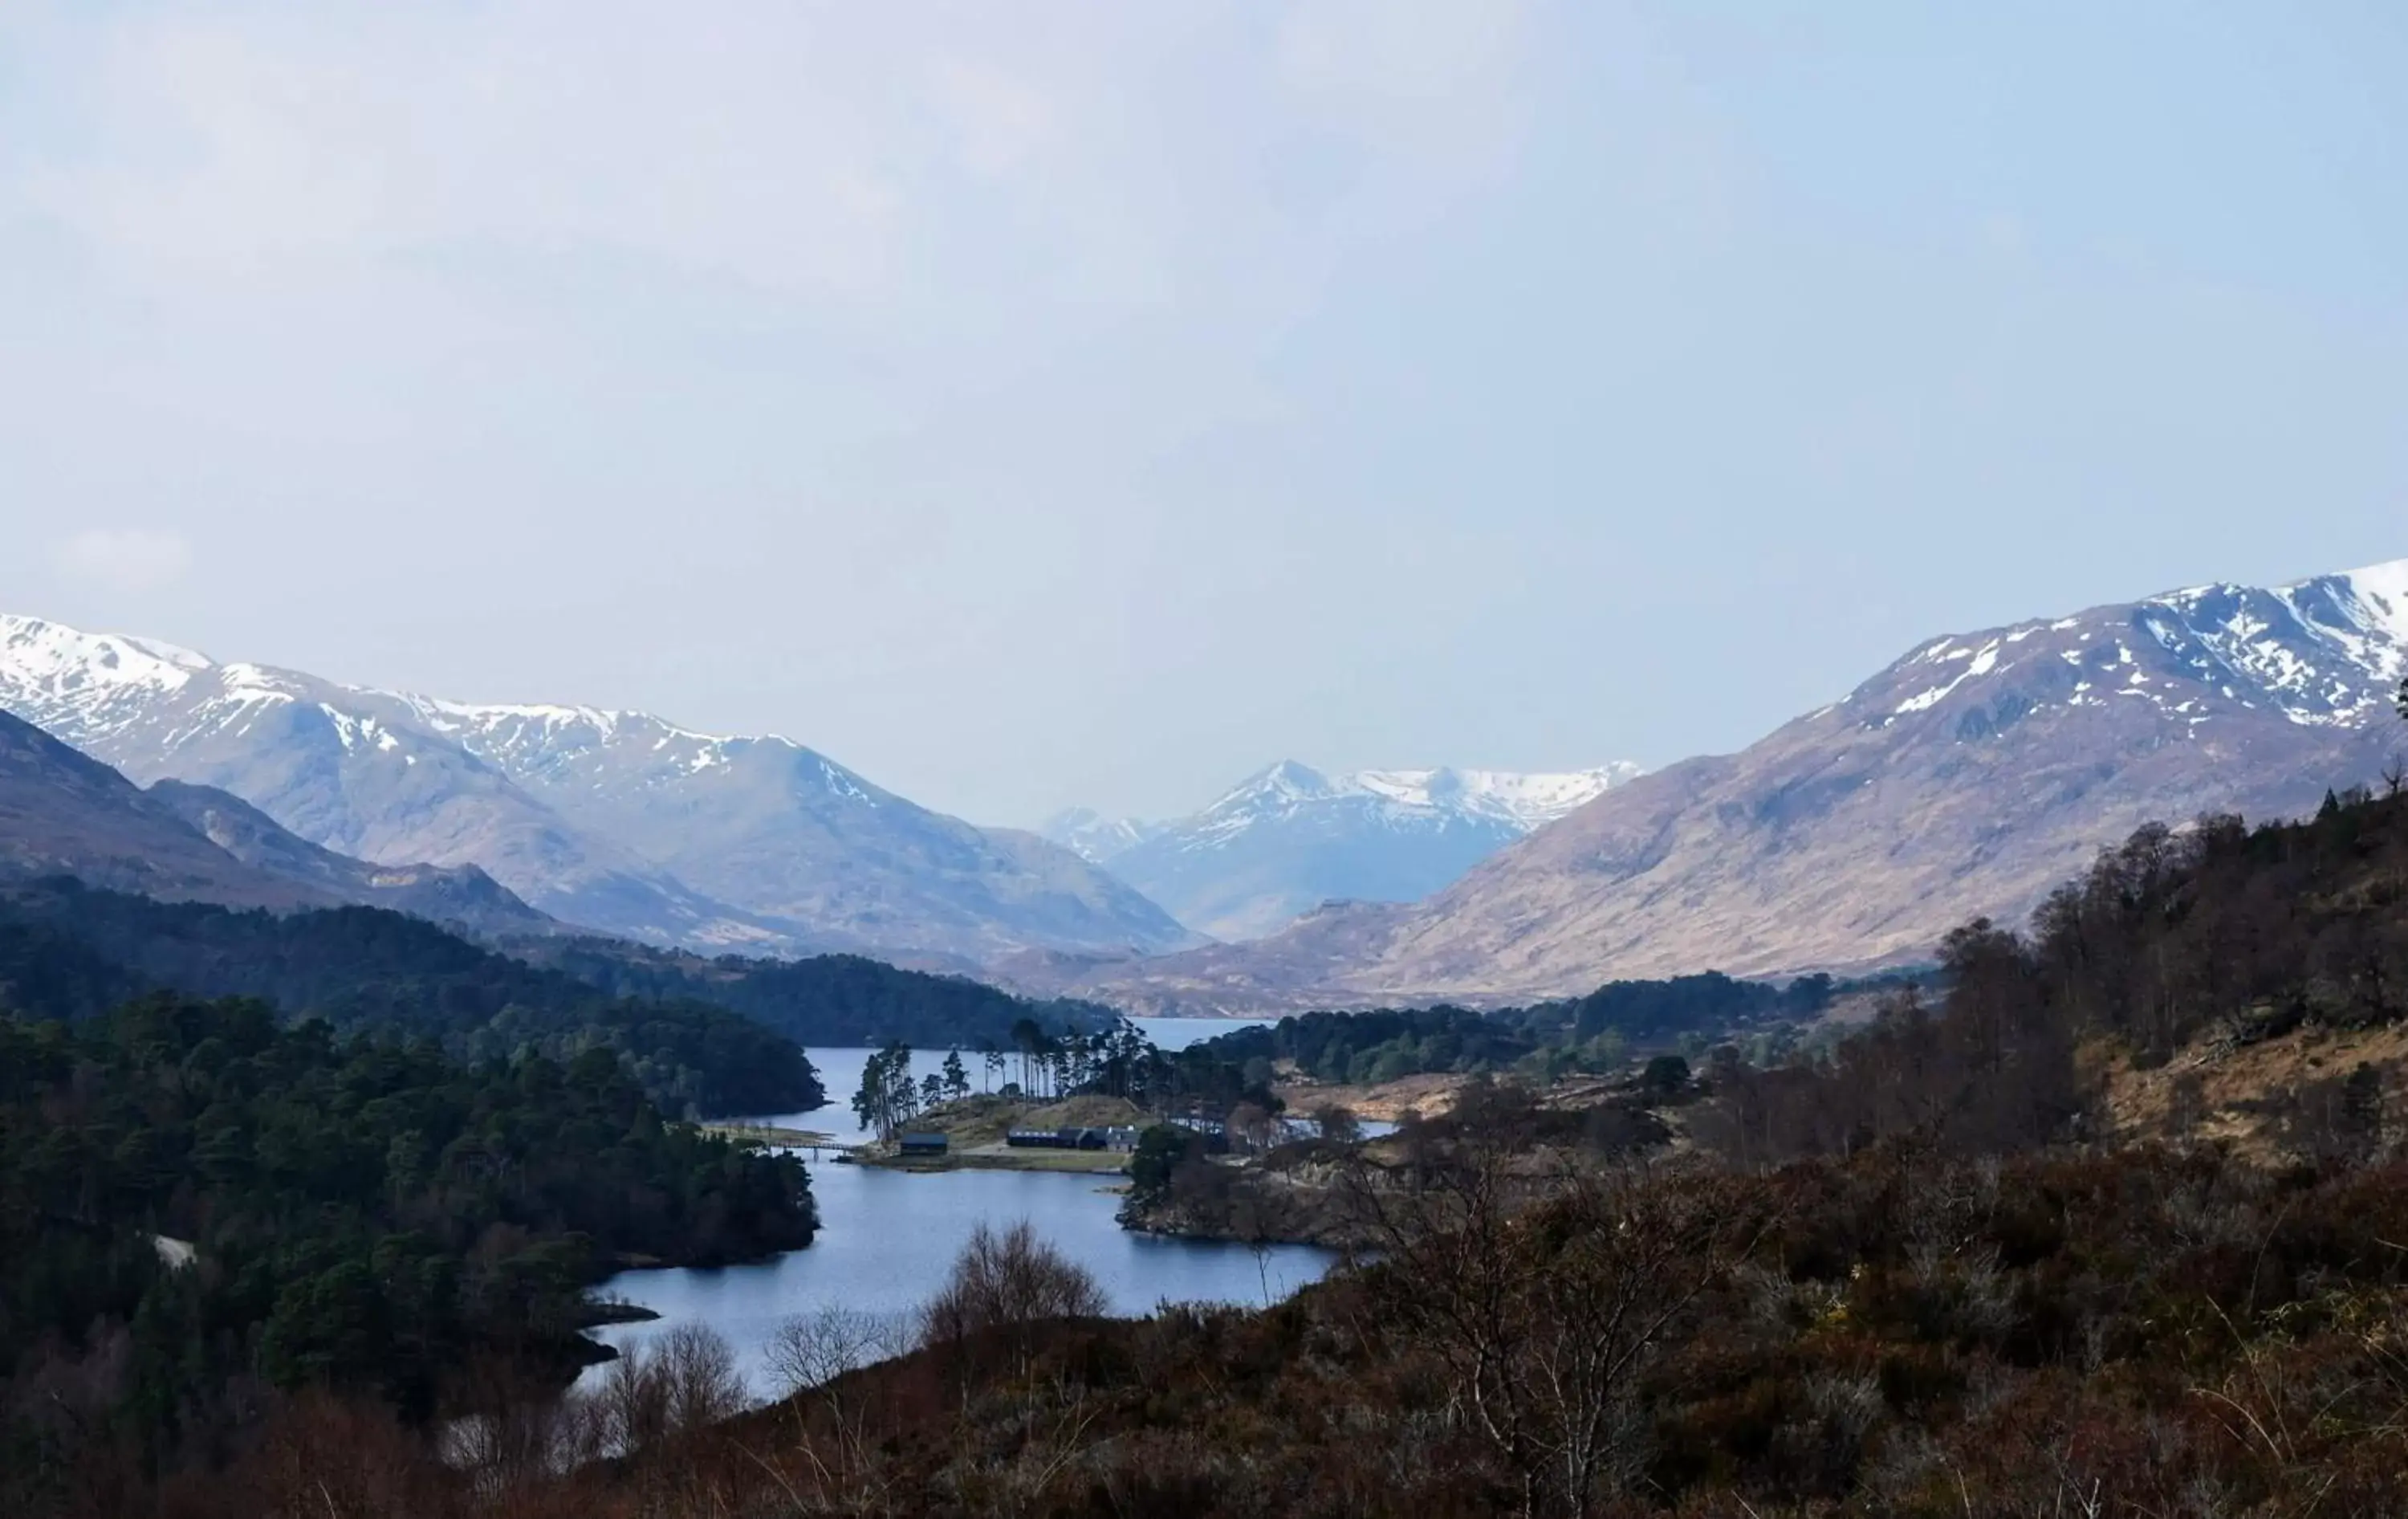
[1039,553,2408,1012]
[1190,760,1644,848]
[1859,557,2408,735]
[1043,756,1643,942]
[0,613,1193,963]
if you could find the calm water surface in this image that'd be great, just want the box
[738,1017,1266,1146]
[585,1018,1314,1398]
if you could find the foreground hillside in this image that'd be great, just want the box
[1056,559,2408,1011]
[90,1132,2408,1516]
[22,782,2408,1516]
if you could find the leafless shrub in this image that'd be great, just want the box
[1857,1424,1947,1509]
[1351,1138,1773,1518]
[767,1305,903,1399]
[1954,1246,2018,1341]
[659,1322,747,1432]
[1733,1261,1841,1334]
[920,1220,1108,1352]
[596,1343,670,1457]
[1796,1369,1884,1490]
[591,1323,744,1456]
[448,1356,598,1494]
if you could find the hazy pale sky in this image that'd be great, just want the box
[2,2,2402,825]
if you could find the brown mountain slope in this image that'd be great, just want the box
[0,710,324,910]
[144,780,561,936]
[1051,561,2408,1012]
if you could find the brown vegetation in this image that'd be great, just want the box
[83,1137,2408,1518]
[26,789,2408,1514]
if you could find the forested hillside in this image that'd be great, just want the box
[1706,781,2408,1162]
[0,996,814,1513]
[0,880,820,1117]
[533,939,1113,1049]
[1168,970,1842,1098]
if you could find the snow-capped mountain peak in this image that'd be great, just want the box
[1055,756,1645,941]
[1195,760,1639,841]
[0,616,214,735]
[1348,764,1646,829]
[1850,556,2408,739]
[0,612,1193,962]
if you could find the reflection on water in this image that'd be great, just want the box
[582,1144,1334,1399]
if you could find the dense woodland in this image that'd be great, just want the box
[0,881,821,1117]
[1157,970,1845,1111]
[1705,783,2408,1164]
[0,996,816,1515]
[528,939,1114,1051]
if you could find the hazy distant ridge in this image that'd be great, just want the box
[1044,759,1642,940]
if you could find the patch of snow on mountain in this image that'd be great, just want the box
[1159,760,1641,854]
[1895,641,2003,714]
[0,616,215,739]
[1851,557,2408,739]
[1038,808,1164,864]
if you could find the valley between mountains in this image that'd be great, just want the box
[4,555,2405,1013]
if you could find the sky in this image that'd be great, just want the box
[1,2,2402,827]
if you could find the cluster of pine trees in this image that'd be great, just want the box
[534,941,1115,1052]
[848,1018,1171,1138]
[848,1042,970,1138]
[1161,971,1846,1105]
[0,994,818,1511]
[0,881,820,1117]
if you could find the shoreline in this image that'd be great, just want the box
[860,1147,1129,1175]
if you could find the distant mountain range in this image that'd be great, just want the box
[19,554,2399,1014]
[1044,761,1641,940]
[0,617,1194,965]
[0,704,1119,1060]
[1033,558,2408,1012]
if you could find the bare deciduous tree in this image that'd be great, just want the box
[592,1323,745,1458]
[1348,1134,1771,1518]
[920,1220,1107,1352]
